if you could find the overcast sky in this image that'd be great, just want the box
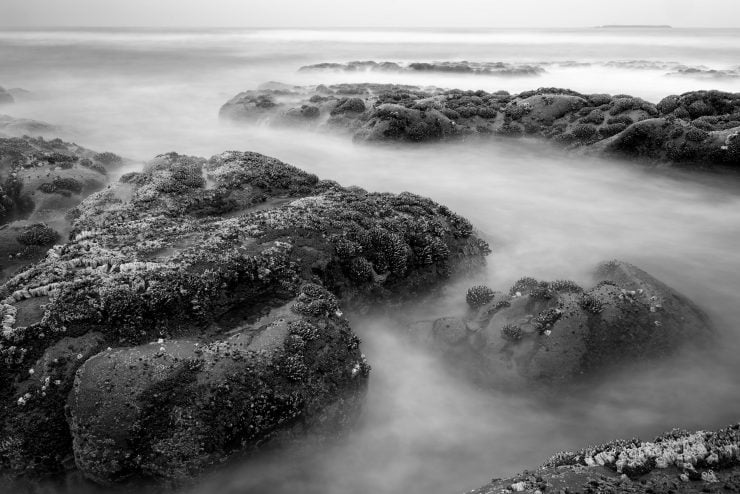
[2,0,739,28]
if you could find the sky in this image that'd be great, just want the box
[2,0,739,28]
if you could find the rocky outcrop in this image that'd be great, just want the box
[300,60,545,76]
[298,59,740,79]
[0,135,120,224]
[469,424,740,494]
[220,84,740,167]
[0,150,489,483]
[408,260,713,388]
[0,136,123,281]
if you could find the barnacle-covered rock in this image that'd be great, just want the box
[0,135,125,282]
[69,295,368,484]
[221,84,740,167]
[470,424,740,494]
[466,285,495,309]
[0,149,489,482]
[408,260,713,388]
[14,223,59,246]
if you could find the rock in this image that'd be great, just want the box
[221,84,740,167]
[408,260,713,388]
[0,136,125,281]
[469,424,740,494]
[0,149,490,482]
[299,60,546,76]
[432,317,468,346]
[299,59,740,80]
[69,289,367,484]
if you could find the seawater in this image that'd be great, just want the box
[1,27,740,494]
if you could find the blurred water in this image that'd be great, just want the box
[1,27,740,494]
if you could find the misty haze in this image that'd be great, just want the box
[0,3,740,494]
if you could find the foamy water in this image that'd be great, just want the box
[1,27,740,494]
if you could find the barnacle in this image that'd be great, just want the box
[466,285,495,309]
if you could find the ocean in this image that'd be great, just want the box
[1,27,740,494]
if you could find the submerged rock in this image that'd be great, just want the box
[221,84,740,168]
[0,150,489,483]
[470,424,740,494]
[408,260,713,388]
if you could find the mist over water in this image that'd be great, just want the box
[2,27,740,494]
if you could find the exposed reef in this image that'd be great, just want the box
[220,83,740,168]
[408,260,714,389]
[469,424,740,494]
[300,60,546,76]
[0,150,489,484]
[0,135,122,281]
[298,60,740,79]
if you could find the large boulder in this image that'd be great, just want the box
[0,150,489,482]
[69,285,367,484]
[469,424,740,494]
[408,260,713,388]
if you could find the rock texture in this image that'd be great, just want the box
[221,84,740,167]
[408,260,713,388]
[69,286,368,484]
[469,424,740,494]
[0,136,116,225]
[0,150,489,483]
[0,136,123,281]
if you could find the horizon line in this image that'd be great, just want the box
[1,24,739,30]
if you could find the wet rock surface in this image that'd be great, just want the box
[469,424,740,494]
[0,149,489,483]
[69,288,368,484]
[408,260,713,388]
[0,136,124,281]
[221,84,740,168]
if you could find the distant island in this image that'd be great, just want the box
[598,24,672,28]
